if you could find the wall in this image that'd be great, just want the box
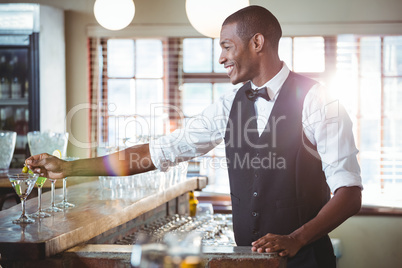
[39,5,66,133]
[329,216,402,268]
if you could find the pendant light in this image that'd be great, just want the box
[185,0,249,38]
[94,0,135,31]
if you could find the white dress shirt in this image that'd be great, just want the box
[150,63,362,194]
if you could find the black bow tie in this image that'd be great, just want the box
[246,87,270,102]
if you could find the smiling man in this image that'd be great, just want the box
[216,6,362,267]
[26,5,362,268]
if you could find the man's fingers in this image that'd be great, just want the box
[251,234,276,248]
[26,153,51,167]
[279,250,289,256]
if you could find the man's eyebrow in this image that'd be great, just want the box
[220,40,230,46]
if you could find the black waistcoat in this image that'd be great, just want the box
[224,72,331,247]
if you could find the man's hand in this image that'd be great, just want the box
[26,153,66,179]
[251,233,303,257]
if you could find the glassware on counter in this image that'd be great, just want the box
[30,175,50,218]
[131,233,168,268]
[8,172,38,224]
[196,202,214,217]
[56,156,79,208]
[27,131,69,214]
[0,130,16,174]
[44,177,63,213]
[129,229,203,268]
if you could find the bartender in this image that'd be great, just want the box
[26,5,362,268]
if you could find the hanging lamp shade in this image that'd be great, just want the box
[94,0,135,31]
[185,0,249,38]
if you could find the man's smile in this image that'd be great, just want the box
[225,64,234,76]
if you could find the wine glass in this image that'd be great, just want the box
[44,176,63,213]
[27,131,69,214]
[56,156,79,208]
[8,172,38,224]
[30,175,50,218]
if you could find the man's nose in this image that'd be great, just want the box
[218,53,226,65]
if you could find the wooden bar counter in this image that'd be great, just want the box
[0,175,286,267]
[0,176,206,261]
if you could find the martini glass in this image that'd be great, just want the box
[27,131,69,215]
[30,175,51,218]
[56,156,79,208]
[44,176,63,213]
[8,172,38,224]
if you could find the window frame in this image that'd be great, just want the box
[95,34,402,212]
[97,38,167,148]
[179,35,402,211]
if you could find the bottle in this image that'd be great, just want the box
[1,107,15,131]
[23,79,29,98]
[0,56,11,99]
[15,108,28,149]
[11,56,22,99]
[11,77,22,99]
[189,191,198,217]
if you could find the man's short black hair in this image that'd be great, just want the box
[222,5,282,50]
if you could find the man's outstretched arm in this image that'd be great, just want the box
[26,143,156,180]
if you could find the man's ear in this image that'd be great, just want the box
[251,33,264,53]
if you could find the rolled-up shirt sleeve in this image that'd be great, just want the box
[150,91,235,171]
[303,84,363,194]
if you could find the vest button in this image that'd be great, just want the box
[253,192,258,197]
[252,229,259,235]
[252,211,258,217]
[254,173,258,178]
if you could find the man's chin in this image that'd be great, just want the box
[230,77,247,85]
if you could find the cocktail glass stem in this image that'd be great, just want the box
[62,177,75,207]
[14,198,28,223]
[30,186,51,218]
[45,180,62,212]
[51,181,55,207]
[58,177,74,208]
[63,178,67,202]
[38,186,43,212]
[13,196,34,224]
[56,177,75,208]
[21,198,26,217]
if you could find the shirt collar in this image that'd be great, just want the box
[250,62,290,100]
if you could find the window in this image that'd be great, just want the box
[98,39,166,149]
[279,36,328,83]
[180,35,402,207]
[182,38,236,117]
[181,38,239,191]
[95,35,402,208]
[355,36,402,207]
[280,35,402,207]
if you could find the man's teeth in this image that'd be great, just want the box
[227,66,233,74]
